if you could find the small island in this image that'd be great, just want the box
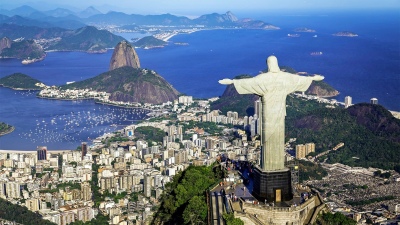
[174,42,189,46]
[0,73,45,90]
[0,122,14,136]
[294,27,316,32]
[133,36,167,49]
[333,31,358,37]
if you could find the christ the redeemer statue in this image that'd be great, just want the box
[219,56,323,171]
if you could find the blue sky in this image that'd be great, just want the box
[3,0,400,15]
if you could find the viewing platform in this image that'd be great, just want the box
[209,160,327,225]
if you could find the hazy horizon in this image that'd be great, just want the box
[1,0,399,16]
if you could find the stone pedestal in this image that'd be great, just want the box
[252,166,292,202]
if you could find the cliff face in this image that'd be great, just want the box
[63,40,178,104]
[108,76,179,104]
[0,37,12,54]
[63,66,179,104]
[305,80,339,97]
[109,41,140,71]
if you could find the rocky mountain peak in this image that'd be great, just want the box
[109,40,140,71]
[225,11,238,22]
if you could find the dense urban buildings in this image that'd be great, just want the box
[0,94,398,225]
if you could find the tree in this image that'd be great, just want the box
[374,170,382,177]
[153,165,224,224]
[223,213,244,225]
[183,196,208,224]
[320,212,356,225]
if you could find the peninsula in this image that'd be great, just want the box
[0,37,46,64]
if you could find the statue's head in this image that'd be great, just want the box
[267,55,280,73]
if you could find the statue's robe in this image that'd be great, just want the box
[233,72,313,171]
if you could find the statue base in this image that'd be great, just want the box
[252,166,292,202]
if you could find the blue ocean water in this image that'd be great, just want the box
[0,9,399,150]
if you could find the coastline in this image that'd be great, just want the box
[36,95,152,111]
[390,110,400,119]
[21,54,46,65]
[0,85,41,91]
[0,126,15,137]
[0,149,73,153]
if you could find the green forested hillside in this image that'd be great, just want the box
[0,73,42,90]
[152,165,224,224]
[61,66,179,104]
[133,36,167,48]
[49,26,125,52]
[134,126,166,144]
[0,198,56,225]
[286,103,400,171]
[0,39,46,60]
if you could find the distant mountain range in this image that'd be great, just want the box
[0,5,278,29]
[0,5,101,19]
[0,5,279,61]
[0,24,124,55]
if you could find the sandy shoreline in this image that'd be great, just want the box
[0,149,73,153]
[0,126,15,137]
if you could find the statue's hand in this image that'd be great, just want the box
[219,79,234,85]
[312,74,324,81]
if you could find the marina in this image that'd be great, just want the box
[0,88,149,150]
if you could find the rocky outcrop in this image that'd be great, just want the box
[109,41,140,71]
[0,39,46,63]
[305,81,339,97]
[63,40,178,104]
[0,37,12,54]
[63,66,179,104]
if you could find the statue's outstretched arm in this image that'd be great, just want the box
[312,74,324,81]
[219,79,234,85]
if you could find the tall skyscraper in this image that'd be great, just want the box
[6,182,21,198]
[295,144,306,159]
[81,142,87,160]
[243,116,249,127]
[37,146,47,161]
[305,143,315,155]
[370,98,378,105]
[344,96,352,108]
[255,98,262,119]
[177,125,183,135]
[81,182,92,201]
[168,125,176,136]
[144,174,152,197]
